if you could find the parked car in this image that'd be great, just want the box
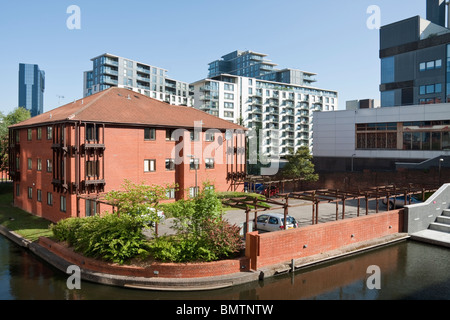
[244,183,263,192]
[140,207,165,226]
[255,185,280,197]
[255,213,298,232]
[382,195,422,210]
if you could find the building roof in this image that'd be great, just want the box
[10,87,246,131]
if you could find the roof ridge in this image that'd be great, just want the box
[66,89,111,120]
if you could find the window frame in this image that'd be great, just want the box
[144,159,156,172]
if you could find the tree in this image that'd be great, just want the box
[0,107,31,169]
[104,180,175,235]
[282,146,319,182]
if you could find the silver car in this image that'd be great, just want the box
[255,213,298,232]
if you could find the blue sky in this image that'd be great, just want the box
[0,0,427,114]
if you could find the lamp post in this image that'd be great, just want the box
[188,155,198,197]
[351,154,356,172]
[439,158,444,185]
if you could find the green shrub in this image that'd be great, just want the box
[148,218,243,263]
[51,213,150,265]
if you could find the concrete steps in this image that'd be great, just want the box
[430,211,450,233]
[411,209,450,248]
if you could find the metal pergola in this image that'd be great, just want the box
[221,183,440,232]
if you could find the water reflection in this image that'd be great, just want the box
[1,234,450,300]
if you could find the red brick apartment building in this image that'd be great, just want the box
[9,88,246,223]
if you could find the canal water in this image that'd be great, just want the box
[1,234,450,300]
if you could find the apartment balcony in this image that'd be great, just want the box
[200,85,213,92]
[103,76,118,85]
[137,84,150,90]
[266,124,280,130]
[136,66,150,74]
[252,108,263,114]
[200,94,218,101]
[200,103,218,110]
[260,64,274,71]
[136,75,150,82]
[101,67,118,76]
[303,75,317,83]
[103,58,119,67]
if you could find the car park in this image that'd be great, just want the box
[140,207,165,226]
[382,195,422,210]
[255,213,298,232]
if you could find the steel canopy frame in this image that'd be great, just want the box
[221,183,440,232]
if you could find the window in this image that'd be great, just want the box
[190,130,200,141]
[166,188,176,199]
[190,158,199,170]
[47,127,53,140]
[37,190,42,202]
[189,187,199,198]
[381,57,394,84]
[86,124,99,141]
[60,196,66,212]
[86,161,99,177]
[166,129,176,141]
[144,128,156,141]
[224,111,234,118]
[47,192,53,206]
[144,159,156,172]
[37,127,42,140]
[224,93,234,100]
[37,159,42,171]
[419,84,442,95]
[86,200,98,217]
[224,83,234,91]
[224,102,234,109]
[47,160,53,172]
[205,132,215,142]
[28,187,32,199]
[205,158,215,169]
[356,123,398,150]
[420,59,442,71]
[27,158,32,170]
[436,83,442,93]
[27,129,32,141]
[165,159,175,171]
[15,184,20,196]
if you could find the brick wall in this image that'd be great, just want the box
[38,237,249,278]
[298,169,448,191]
[246,210,404,270]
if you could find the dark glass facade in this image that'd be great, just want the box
[18,64,45,117]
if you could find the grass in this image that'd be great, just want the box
[216,191,271,211]
[0,183,53,242]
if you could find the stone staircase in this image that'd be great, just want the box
[411,209,450,248]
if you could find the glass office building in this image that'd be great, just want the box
[379,0,450,107]
[18,64,45,117]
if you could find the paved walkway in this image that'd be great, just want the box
[147,197,386,238]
